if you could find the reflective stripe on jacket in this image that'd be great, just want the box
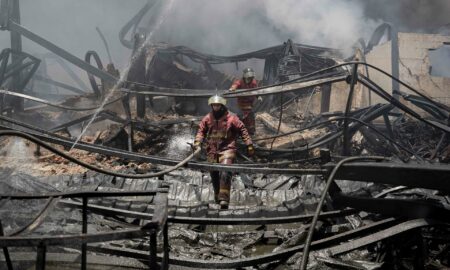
[195,110,252,162]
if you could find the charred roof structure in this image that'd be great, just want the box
[0,0,450,269]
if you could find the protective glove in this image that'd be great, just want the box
[247,144,255,157]
[193,141,202,157]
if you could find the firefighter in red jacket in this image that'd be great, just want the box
[194,95,254,209]
[229,68,258,135]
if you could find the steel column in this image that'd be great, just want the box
[0,221,13,270]
[149,229,158,269]
[0,0,9,29]
[10,0,23,112]
[320,83,331,113]
[81,197,87,270]
[390,24,400,101]
[35,242,46,270]
[342,63,358,156]
[162,223,169,270]
[382,113,394,139]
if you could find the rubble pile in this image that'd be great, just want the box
[1,100,450,269]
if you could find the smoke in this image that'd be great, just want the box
[263,0,380,53]
[11,0,146,68]
[361,0,450,33]
[1,0,380,67]
[0,0,448,74]
[152,0,380,55]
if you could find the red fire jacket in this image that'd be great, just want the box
[195,110,253,162]
[230,79,258,110]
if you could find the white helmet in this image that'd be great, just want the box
[208,95,227,106]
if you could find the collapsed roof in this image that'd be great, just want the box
[0,1,450,269]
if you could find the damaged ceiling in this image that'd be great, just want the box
[0,0,450,269]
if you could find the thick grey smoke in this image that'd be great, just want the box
[151,0,380,55]
[0,0,448,76]
[263,0,381,52]
[0,0,380,67]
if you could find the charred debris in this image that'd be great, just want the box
[0,1,450,269]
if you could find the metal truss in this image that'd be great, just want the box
[0,49,40,92]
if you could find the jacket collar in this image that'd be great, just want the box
[209,110,229,121]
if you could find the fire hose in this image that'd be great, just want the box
[0,130,200,179]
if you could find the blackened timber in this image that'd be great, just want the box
[328,162,450,192]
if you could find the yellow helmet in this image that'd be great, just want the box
[208,95,227,106]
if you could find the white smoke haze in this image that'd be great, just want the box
[152,0,380,56]
[0,0,380,67]
[361,0,450,33]
[0,0,448,75]
[262,0,381,54]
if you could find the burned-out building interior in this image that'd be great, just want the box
[1,0,450,269]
